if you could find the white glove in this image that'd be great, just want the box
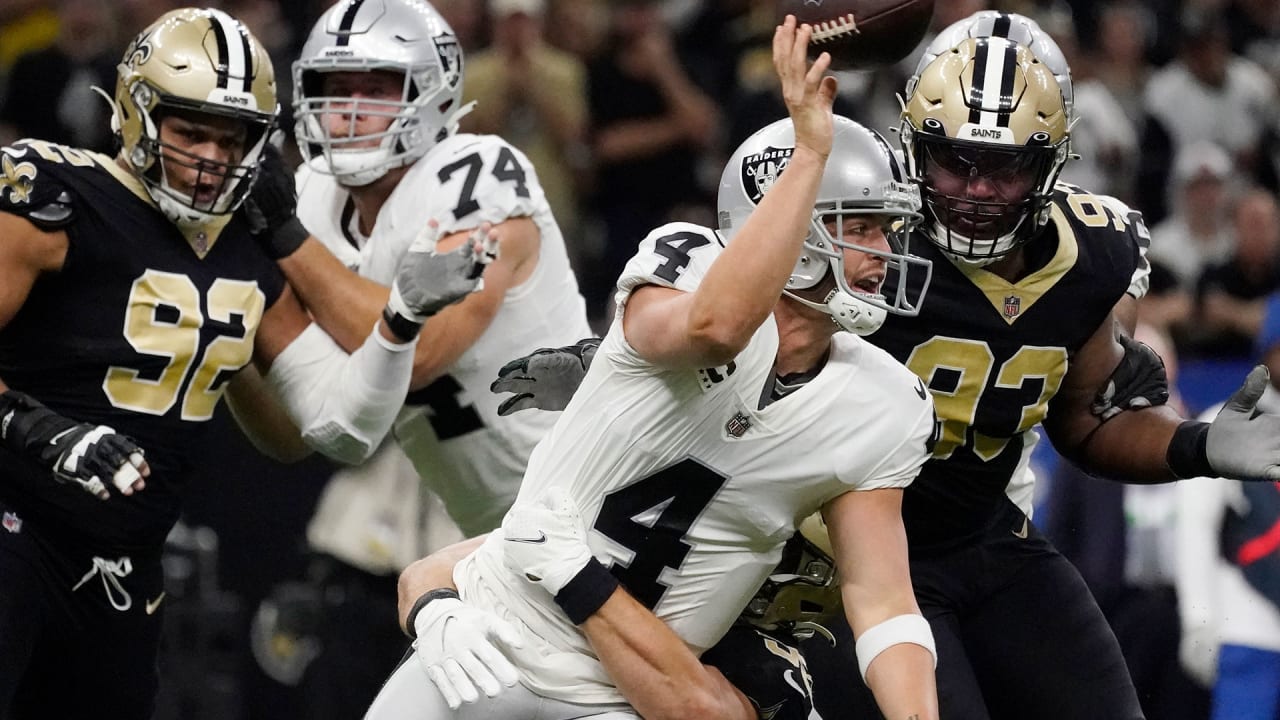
[412,595,524,709]
[501,487,595,596]
[1206,365,1280,480]
[1178,622,1219,688]
[384,221,499,338]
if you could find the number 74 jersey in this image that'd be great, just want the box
[295,133,593,537]
[456,222,938,704]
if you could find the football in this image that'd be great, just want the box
[777,0,937,71]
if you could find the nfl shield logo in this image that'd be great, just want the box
[2,511,21,534]
[1003,295,1022,319]
[726,411,752,438]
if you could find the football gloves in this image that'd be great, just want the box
[0,390,149,499]
[491,337,600,416]
[383,222,499,341]
[1091,333,1170,421]
[1205,365,1280,480]
[244,142,309,260]
[412,594,523,709]
[501,487,595,596]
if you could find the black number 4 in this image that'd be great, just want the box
[652,232,711,283]
[593,458,727,608]
[437,146,530,221]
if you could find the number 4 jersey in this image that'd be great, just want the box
[295,134,593,539]
[456,222,937,704]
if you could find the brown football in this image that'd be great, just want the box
[776,0,937,71]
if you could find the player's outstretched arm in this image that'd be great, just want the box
[622,16,836,368]
[501,488,756,720]
[825,488,939,719]
[0,213,149,499]
[1047,312,1280,483]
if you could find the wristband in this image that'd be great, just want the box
[553,558,619,624]
[265,216,309,260]
[854,613,937,681]
[404,587,460,639]
[381,306,424,342]
[1166,420,1214,479]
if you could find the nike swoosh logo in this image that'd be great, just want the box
[1012,518,1029,539]
[505,532,547,544]
[915,381,928,400]
[49,428,76,445]
[145,592,166,615]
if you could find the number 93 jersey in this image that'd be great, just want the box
[0,140,285,551]
[873,184,1151,551]
[295,133,592,536]
[456,222,937,704]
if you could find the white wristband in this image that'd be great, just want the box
[854,613,937,681]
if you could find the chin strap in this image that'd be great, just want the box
[784,289,886,336]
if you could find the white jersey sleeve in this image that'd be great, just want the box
[613,221,723,320]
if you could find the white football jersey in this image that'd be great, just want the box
[456,222,936,704]
[297,134,593,538]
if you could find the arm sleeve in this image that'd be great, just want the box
[264,323,414,464]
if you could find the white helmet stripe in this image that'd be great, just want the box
[208,8,251,92]
[969,39,1017,128]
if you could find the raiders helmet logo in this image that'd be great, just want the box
[434,32,463,90]
[741,146,794,204]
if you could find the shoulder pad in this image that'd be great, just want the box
[0,145,77,229]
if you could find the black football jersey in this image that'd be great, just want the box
[0,140,286,554]
[873,184,1148,551]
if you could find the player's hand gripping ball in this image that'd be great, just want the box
[777,0,936,70]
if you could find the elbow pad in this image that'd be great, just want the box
[267,323,415,464]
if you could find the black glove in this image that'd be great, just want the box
[1091,333,1170,421]
[244,142,309,260]
[490,337,601,416]
[0,390,149,500]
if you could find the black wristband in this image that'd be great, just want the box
[554,558,620,625]
[404,587,460,639]
[381,306,423,341]
[265,216,309,260]
[1167,420,1214,479]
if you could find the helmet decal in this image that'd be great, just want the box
[741,146,793,204]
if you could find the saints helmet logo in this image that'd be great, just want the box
[741,146,794,204]
[123,28,155,69]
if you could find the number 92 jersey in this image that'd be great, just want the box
[456,222,937,704]
[0,140,285,552]
[295,133,592,536]
[873,184,1151,551]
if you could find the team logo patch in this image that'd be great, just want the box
[2,511,21,534]
[1003,294,1022,319]
[726,411,752,438]
[0,153,36,204]
[741,146,793,204]
[434,32,463,90]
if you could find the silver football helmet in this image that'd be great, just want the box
[717,115,932,335]
[112,7,277,228]
[293,0,469,187]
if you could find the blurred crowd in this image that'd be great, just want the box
[5,0,1280,717]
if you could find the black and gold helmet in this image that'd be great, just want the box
[900,37,1070,265]
[113,7,277,228]
[741,514,841,640]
